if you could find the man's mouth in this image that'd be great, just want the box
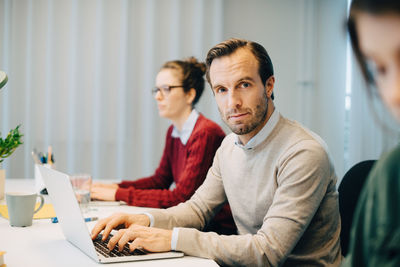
[228,112,249,121]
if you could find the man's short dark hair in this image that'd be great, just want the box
[205,38,275,100]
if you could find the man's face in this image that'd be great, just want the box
[209,48,274,144]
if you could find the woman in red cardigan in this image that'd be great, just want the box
[91,57,236,235]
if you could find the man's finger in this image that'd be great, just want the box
[91,218,108,239]
[108,229,125,251]
[102,217,122,241]
[117,230,137,252]
[129,237,146,252]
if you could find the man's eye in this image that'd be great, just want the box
[240,82,250,88]
[216,88,227,93]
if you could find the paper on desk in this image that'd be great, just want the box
[0,203,56,219]
[89,200,125,206]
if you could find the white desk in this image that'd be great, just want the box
[0,179,218,267]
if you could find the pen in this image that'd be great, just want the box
[51,217,98,223]
[48,146,52,165]
[38,152,46,164]
[85,217,98,222]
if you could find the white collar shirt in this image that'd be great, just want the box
[171,109,200,145]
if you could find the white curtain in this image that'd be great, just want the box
[1,0,373,181]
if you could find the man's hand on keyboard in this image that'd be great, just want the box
[108,225,172,253]
[91,213,150,241]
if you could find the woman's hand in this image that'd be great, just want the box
[91,183,118,201]
[92,182,119,189]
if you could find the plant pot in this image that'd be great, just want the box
[0,169,5,200]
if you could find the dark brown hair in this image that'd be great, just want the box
[205,38,275,100]
[161,57,206,106]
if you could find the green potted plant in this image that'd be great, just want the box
[0,70,24,199]
[0,125,24,164]
[0,125,23,199]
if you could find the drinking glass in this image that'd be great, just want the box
[70,174,92,213]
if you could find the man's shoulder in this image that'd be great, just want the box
[207,133,235,154]
[278,116,315,138]
[220,132,236,145]
[216,117,329,154]
[275,116,329,152]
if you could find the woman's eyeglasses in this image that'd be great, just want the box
[152,85,184,97]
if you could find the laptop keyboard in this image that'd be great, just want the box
[93,234,147,258]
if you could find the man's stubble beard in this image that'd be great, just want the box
[220,91,269,135]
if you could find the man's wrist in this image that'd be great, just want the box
[140,212,154,227]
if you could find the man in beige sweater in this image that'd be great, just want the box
[92,38,342,266]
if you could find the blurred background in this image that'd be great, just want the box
[0,0,398,181]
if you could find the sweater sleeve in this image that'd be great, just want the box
[150,140,338,266]
[115,128,174,202]
[150,155,228,230]
[116,128,224,208]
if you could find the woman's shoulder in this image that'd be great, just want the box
[375,146,400,172]
[369,145,400,186]
[166,124,174,135]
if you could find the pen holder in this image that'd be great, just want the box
[34,164,54,194]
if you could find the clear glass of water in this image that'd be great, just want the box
[70,174,92,213]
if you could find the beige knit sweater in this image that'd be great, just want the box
[150,114,342,266]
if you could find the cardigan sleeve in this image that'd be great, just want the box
[116,128,224,208]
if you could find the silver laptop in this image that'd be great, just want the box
[38,165,184,263]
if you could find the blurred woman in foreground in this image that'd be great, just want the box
[344,0,400,265]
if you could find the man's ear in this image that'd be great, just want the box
[186,88,196,105]
[265,76,275,98]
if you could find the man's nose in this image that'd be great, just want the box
[227,90,242,109]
